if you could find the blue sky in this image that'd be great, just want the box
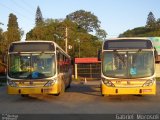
[0,0,160,40]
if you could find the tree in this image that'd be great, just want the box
[26,18,102,58]
[35,6,44,26]
[0,28,3,42]
[66,10,107,39]
[146,12,156,28]
[7,13,21,42]
[96,29,107,40]
[119,11,160,37]
[0,13,22,54]
[0,28,3,53]
[156,18,160,28]
[27,9,107,58]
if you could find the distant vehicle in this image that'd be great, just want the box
[98,38,157,96]
[7,41,72,96]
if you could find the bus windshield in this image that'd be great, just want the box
[102,51,154,78]
[8,53,55,79]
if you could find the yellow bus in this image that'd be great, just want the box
[98,38,157,96]
[7,41,72,96]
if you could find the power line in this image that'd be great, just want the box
[0,3,32,23]
[11,0,34,16]
[22,0,35,11]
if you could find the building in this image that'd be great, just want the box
[74,58,101,80]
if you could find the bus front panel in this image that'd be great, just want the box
[101,79,156,95]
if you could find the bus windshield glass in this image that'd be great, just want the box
[102,51,154,78]
[8,53,55,79]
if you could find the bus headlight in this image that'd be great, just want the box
[44,79,56,87]
[8,80,18,87]
[102,78,115,87]
[143,79,155,87]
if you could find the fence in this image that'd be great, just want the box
[76,63,101,79]
[74,58,101,80]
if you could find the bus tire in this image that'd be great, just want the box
[101,94,104,96]
[100,84,104,96]
[67,76,72,88]
[134,94,143,97]
[21,94,29,97]
[67,83,71,88]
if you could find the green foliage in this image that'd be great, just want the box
[0,28,3,42]
[0,13,22,57]
[119,27,160,37]
[119,12,160,37]
[6,13,21,44]
[26,18,102,58]
[66,10,100,32]
[27,9,106,58]
[96,29,107,40]
[35,6,44,26]
[146,12,156,28]
[0,28,3,54]
[66,10,107,40]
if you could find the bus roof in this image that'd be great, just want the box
[103,38,153,50]
[10,40,57,46]
[9,41,70,58]
[104,37,151,41]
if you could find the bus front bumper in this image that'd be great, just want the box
[7,84,60,95]
[101,83,156,95]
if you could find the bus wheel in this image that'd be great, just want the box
[100,84,104,96]
[67,77,72,89]
[101,93,104,96]
[54,93,60,96]
[67,84,71,88]
[134,94,143,97]
[67,81,71,88]
[21,94,29,97]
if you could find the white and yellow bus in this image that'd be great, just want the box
[99,38,157,96]
[7,41,72,96]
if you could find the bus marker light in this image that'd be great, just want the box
[142,89,152,92]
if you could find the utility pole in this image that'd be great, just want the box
[65,26,68,53]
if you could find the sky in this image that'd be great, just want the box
[0,0,160,40]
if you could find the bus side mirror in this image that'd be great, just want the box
[98,50,101,61]
[154,47,158,60]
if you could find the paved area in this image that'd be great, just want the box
[0,80,160,114]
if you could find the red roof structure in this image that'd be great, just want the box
[75,58,101,64]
